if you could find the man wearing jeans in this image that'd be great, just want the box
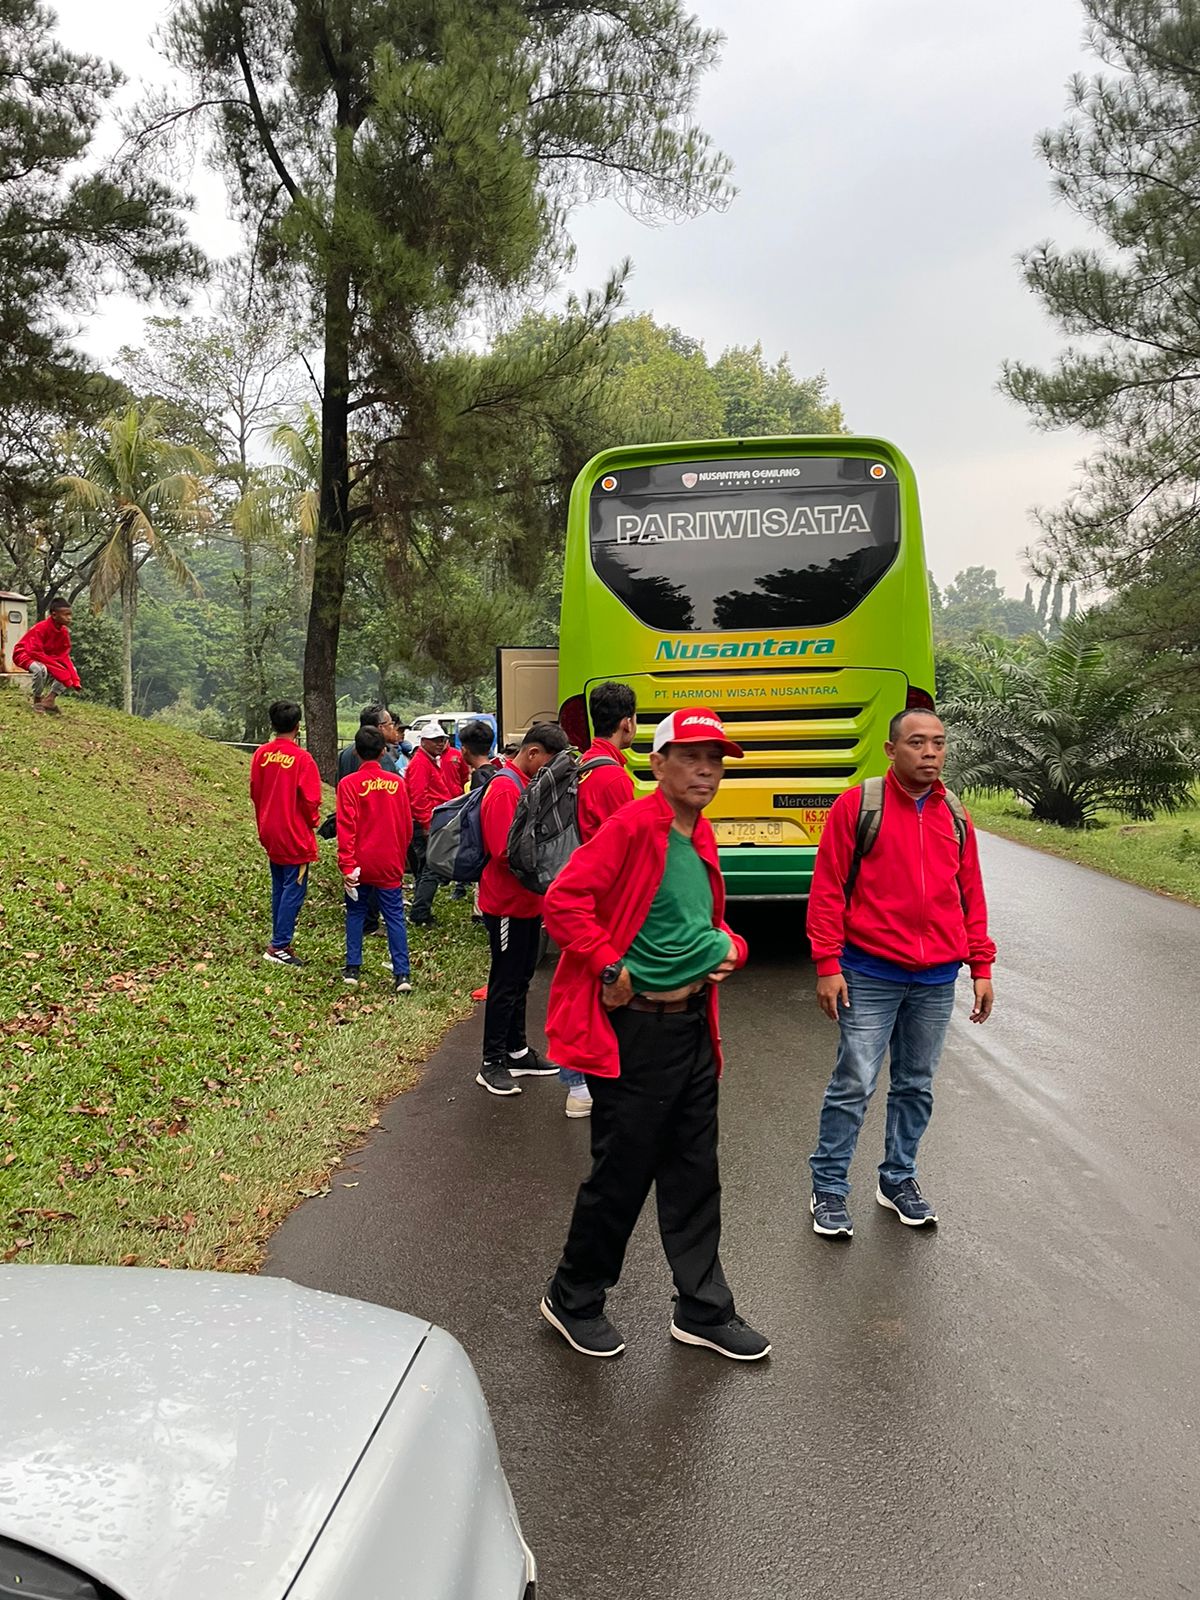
[249,700,322,967]
[805,708,995,1236]
[336,726,414,993]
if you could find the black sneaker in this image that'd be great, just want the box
[263,947,304,967]
[342,965,361,986]
[393,975,412,994]
[507,1047,560,1078]
[540,1294,625,1358]
[811,1190,854,1237]
[877,1177,938,1226]
[476,1061,521,1096]
[670,1312,771,1361]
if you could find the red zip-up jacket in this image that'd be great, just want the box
[576,738,635,843]
[405,747,455,829]
[336,760,413,888]
[441,747,469,795]
[13,617,81,689]
[807,768,995,980]
[478,766,542,919]
[543,788,748,1078]
[249,737,322,865]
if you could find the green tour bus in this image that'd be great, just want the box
[498,436,935,898]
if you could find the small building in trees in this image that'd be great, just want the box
[0,591,31,678]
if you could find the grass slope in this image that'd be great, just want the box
[0,690,488,1268]
[968,791,1200,906]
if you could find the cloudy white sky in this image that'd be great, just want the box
[55,0,1098,592]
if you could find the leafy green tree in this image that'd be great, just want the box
[711,344,844,437]
[0,0,198,548]
[598,316,723,443]
[153,0,733,775]
[943,623,1196,827]
[1001,0,1200,696]
[58,405,212,715]
[935,567,1042,642]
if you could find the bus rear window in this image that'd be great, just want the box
[589,456,900,632]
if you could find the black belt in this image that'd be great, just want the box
[625,990,708,1016]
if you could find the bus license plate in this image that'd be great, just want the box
[715,820,783,844]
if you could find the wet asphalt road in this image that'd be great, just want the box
[267,833,1200,1599]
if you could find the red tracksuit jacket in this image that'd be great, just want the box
[441,747,470,795]
[336,760,413,889]
[406,747,455,829]
[806,768,996,979]
[249,737,322,865]
[478,766,542,919]
[543,787,748,1078]
[576,738,635,843]
[13,617,81,689]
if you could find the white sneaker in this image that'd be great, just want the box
[565,1083,592,1119]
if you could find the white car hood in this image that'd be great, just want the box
[0,1267,430,1600]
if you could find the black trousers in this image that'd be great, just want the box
[408,824,439,924]
[550,1005,734,1326]
[482,912,542,1063]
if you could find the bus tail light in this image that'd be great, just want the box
[558,694,589,750]
[906,686,935,712]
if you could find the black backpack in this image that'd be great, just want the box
[506,751,618,895]
[842,776,969,905]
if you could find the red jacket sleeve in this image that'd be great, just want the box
[481,771,521,866]
[298,751,322,829]
[806,792,858,978]
[336,776,359,876]
[396,774,414,864]
[958,817,996,979]
[543,819,628,978]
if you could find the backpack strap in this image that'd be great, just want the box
[941,786,970,856]
[843,776,884,907]
[578,756,619,778]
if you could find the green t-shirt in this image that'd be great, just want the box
[624,828,731,993]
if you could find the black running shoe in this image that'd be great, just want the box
[343,965,361,986]
[507,1047,560,1078]
[877,1176,938,1226]
[393,975,412,994]
[540,1294,625,1357]
[476,1061,521,1096]
[811,1190,854,1237]
[263,947,304,967]
[670,1313,771,1361]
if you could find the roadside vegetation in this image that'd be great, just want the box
[0,694,488,1269]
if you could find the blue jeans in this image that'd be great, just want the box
[560,1067,587,1089]
[809,970,956,1196]
[269,862,310,949]
[346,884,410,978]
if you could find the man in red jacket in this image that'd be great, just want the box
[559,680,638,1119]
[475,721,571,1096]
[249,700,322,967]
[806,708,996,1238]
[405,717,456,926]
[538,707,771,1363]
[337,726,414,992]
[14,600,81,712]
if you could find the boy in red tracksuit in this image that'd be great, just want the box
[538,706,770,1363]
[475,721,571,1096]
[405,718,456,926]
[14,600,81,712]
[805,708,996,1238]
[249,699,322,966]
[559,680,638,1118]
[336,726,414,992]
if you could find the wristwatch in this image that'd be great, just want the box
[599,961,623,986]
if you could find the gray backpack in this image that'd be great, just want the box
[842,776,969,905]
[506,751,618,895]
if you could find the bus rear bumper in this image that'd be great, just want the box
[719,845,816,901]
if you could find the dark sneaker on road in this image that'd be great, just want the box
[811,1191,854,1237]
[342,965,361,985]
[670,1313,771,1361]
[264,947,304,967]
[476,1061,521,1096]
[393,976,413,994]
[540,1294,625,1358]
[877,1177,938,1226]
[507,1047,560,1077]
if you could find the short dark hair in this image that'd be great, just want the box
[459,719,495,758]
[48,597,71,615]
[358,703,387,728]
[888,707,943,742]
[589,680,636,739]
[522,721,570,756]
[355,726,386,759]
[269,699,301,735]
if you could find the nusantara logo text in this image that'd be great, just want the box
[655,637,835,661]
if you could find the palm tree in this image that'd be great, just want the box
[943,622,1197,827]
[59,404,212,714]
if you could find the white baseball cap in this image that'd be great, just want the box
[651,706,743,758]
[410,717,449,742]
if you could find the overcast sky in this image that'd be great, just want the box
[54,0,1097,592]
